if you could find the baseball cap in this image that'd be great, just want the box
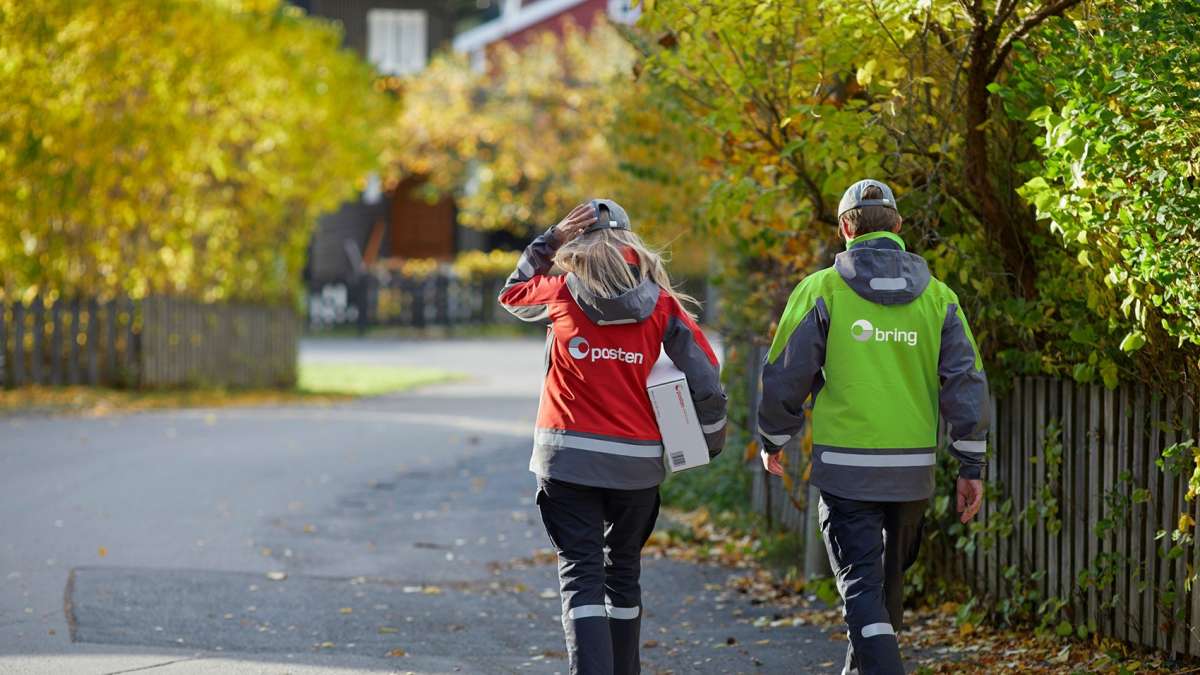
[837,179,898,218]
[584,198,632,234]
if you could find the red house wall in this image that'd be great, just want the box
[499,0,609,50]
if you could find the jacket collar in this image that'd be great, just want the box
[834,231,930,306]
[846,230,906,251]
[565,273,660,325]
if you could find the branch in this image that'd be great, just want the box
[713,29,787,151]
[866,0,905,54]
[987,0,1083,82]
[784,153,836,226]
[925,18,961,57]
[956,0,986,24]
[995,0,1020,26]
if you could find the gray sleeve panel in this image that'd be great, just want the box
[503,226,559,290]
[939,303,990,479]
[498,227,559,322]
[504,304,551,322]
[757,298,829,454]
[662,314,727,455]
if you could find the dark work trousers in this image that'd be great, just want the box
[818,491,927,675]
[536,477,661,675]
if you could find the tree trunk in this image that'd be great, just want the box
[962,10,1061,299]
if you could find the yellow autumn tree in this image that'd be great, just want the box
[0,0,392,304]
[385,21,713,271]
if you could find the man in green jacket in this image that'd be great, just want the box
[757,179,989,675]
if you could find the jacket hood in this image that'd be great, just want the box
[833,232,931,305]
[565,273,660,325]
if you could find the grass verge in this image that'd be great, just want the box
[0,363,461,416]
[304,323,542,340]
[297,363,461,396]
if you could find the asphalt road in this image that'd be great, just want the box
[0,337,845,674]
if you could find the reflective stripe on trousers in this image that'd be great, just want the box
[818,491,926,675]
[566,603,640,621]
[536,477,660,675]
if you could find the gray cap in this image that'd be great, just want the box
[837,179,898,218]
[584,198,632,234]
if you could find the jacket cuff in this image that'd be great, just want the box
[704,427,727,459]
[757,425,791,455]
[958,463,983,480]
[759,438,784,455]
[542,226,564,249]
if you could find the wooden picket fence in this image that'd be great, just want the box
[140,297,297,388]
[968,377,1198,657]
[0,297,139,388]
[742,343,1200,657]
[0,295,297,389]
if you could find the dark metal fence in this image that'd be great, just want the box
[307,271,716,332]
[306,273,515,332]
[0,295,297,389]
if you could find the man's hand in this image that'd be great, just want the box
[551,203,596,245]
[760,449,784,477]
[956,477,983,523]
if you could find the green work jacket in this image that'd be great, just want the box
[757,231,990,501]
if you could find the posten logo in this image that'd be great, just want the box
[567,335,645,364]
[851,319,918,347]
[568,336,591,359]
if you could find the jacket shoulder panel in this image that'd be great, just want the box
[767,268,837,363]
[924,277,959,306]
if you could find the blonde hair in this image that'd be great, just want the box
[555,228,700,318]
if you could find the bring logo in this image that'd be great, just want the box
[851,319,917,347]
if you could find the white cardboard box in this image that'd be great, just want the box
[646,354,710,473]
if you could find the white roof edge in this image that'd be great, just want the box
[452,0,591,54]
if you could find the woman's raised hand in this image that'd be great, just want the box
[552,203,597,245]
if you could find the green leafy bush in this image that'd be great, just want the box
[1006,3,1200,386]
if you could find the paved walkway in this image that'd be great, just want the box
[0,337,847,674]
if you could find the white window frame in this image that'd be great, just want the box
[367,8,428,76]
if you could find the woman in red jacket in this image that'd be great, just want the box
[499,199,727,675]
